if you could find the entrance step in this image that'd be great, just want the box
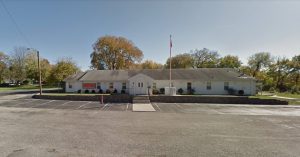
[133,96,150,104]
[132,103,155,112]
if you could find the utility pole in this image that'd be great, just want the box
[37,51,42,95]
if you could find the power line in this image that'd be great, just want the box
[0,0,33,47]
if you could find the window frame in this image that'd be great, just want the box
[187,82,192,90]
[152,82,156,89]
[224,82,229,90]
[109,82,114,89]
[122,82,126,90]
[206,82,212,90]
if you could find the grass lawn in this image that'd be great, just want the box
[0,85,58,91]
[275,92,300,99]
[250,95,300,105]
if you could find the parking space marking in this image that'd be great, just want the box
[175,103,184,109]
[12,99,38,107]
[59,101,72,106]
[31,100,55,108]
[101,103,109,110]
[153,103,161,111]
[76,102,92,110]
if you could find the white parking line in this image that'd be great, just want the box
[12,99,38,107]
[104,104,111,111]
[101,103,109,110]
[31,100,55,108]
[175,103,184,109]
[126,103,129,111]
[153,103,161,111]
[76,102,91,109]
[53,101,72,109]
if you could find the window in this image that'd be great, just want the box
[207,82,211,90]
[153,83,156,89]
[138,83,140,87]
[97,82,101,89]
[224,82,229,90]
[109,82,113,89]
[122,82,126,89]
[187,82,192,90]
[69,84,72,88]
[141,82,143,87]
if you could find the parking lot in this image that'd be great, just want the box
[0,96,300,116]
[0,94,300,156]
[0,98,132,111]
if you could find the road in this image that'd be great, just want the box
[0,94,299,157]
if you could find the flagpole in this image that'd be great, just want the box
[169,35,172,89]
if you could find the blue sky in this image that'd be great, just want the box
[1,0,300,70]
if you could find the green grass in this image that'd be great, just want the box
[275,92,300,99]
[0,85,57,91]
[250,94,300,105]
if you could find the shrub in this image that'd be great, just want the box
[238,90,244,95]
[187,88,195,95]
[84,89,89,93]
[269,87,276,93]
[159,88,165,94]
[23,80,30,85]
[226,88,236,95]
[106,89,111,94]
[77,89,81,93]
[152,89,159,95]
[113,89,118,94]
[98,89,103,94]
[121,89,126,94]
[291,85,300,94]
[177,88,184,95]
[91,90,96,93]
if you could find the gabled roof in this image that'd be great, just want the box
[64,72,86,82]
[65,68,255,82]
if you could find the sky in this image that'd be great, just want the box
[1,0,300,70]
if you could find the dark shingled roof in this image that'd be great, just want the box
[66,68,254,82]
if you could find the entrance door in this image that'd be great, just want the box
[136,81,147,95]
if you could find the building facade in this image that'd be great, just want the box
[64,68,257,96]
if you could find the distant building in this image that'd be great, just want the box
[64,68,256,95]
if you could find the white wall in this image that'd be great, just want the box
[66,81,129,93]
[153,79,256,95]
[128,74,154,95]
[65,81,82,93]
[66,78,256,96]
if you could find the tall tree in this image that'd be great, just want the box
[166,53,194,69]
[218,55,242,68]
[0,52,9,83]
[48,58,80,83]
[268,57,290,91]
[247,52,273,77]
[140,60,163,69]
[10,47,28,84]
[25,52,38,82]
[289,55,300,86]
[25,52,52,83]
[90,36,143,70]
[191,48,220,68]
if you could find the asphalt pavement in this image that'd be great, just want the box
[0,94,299,157]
